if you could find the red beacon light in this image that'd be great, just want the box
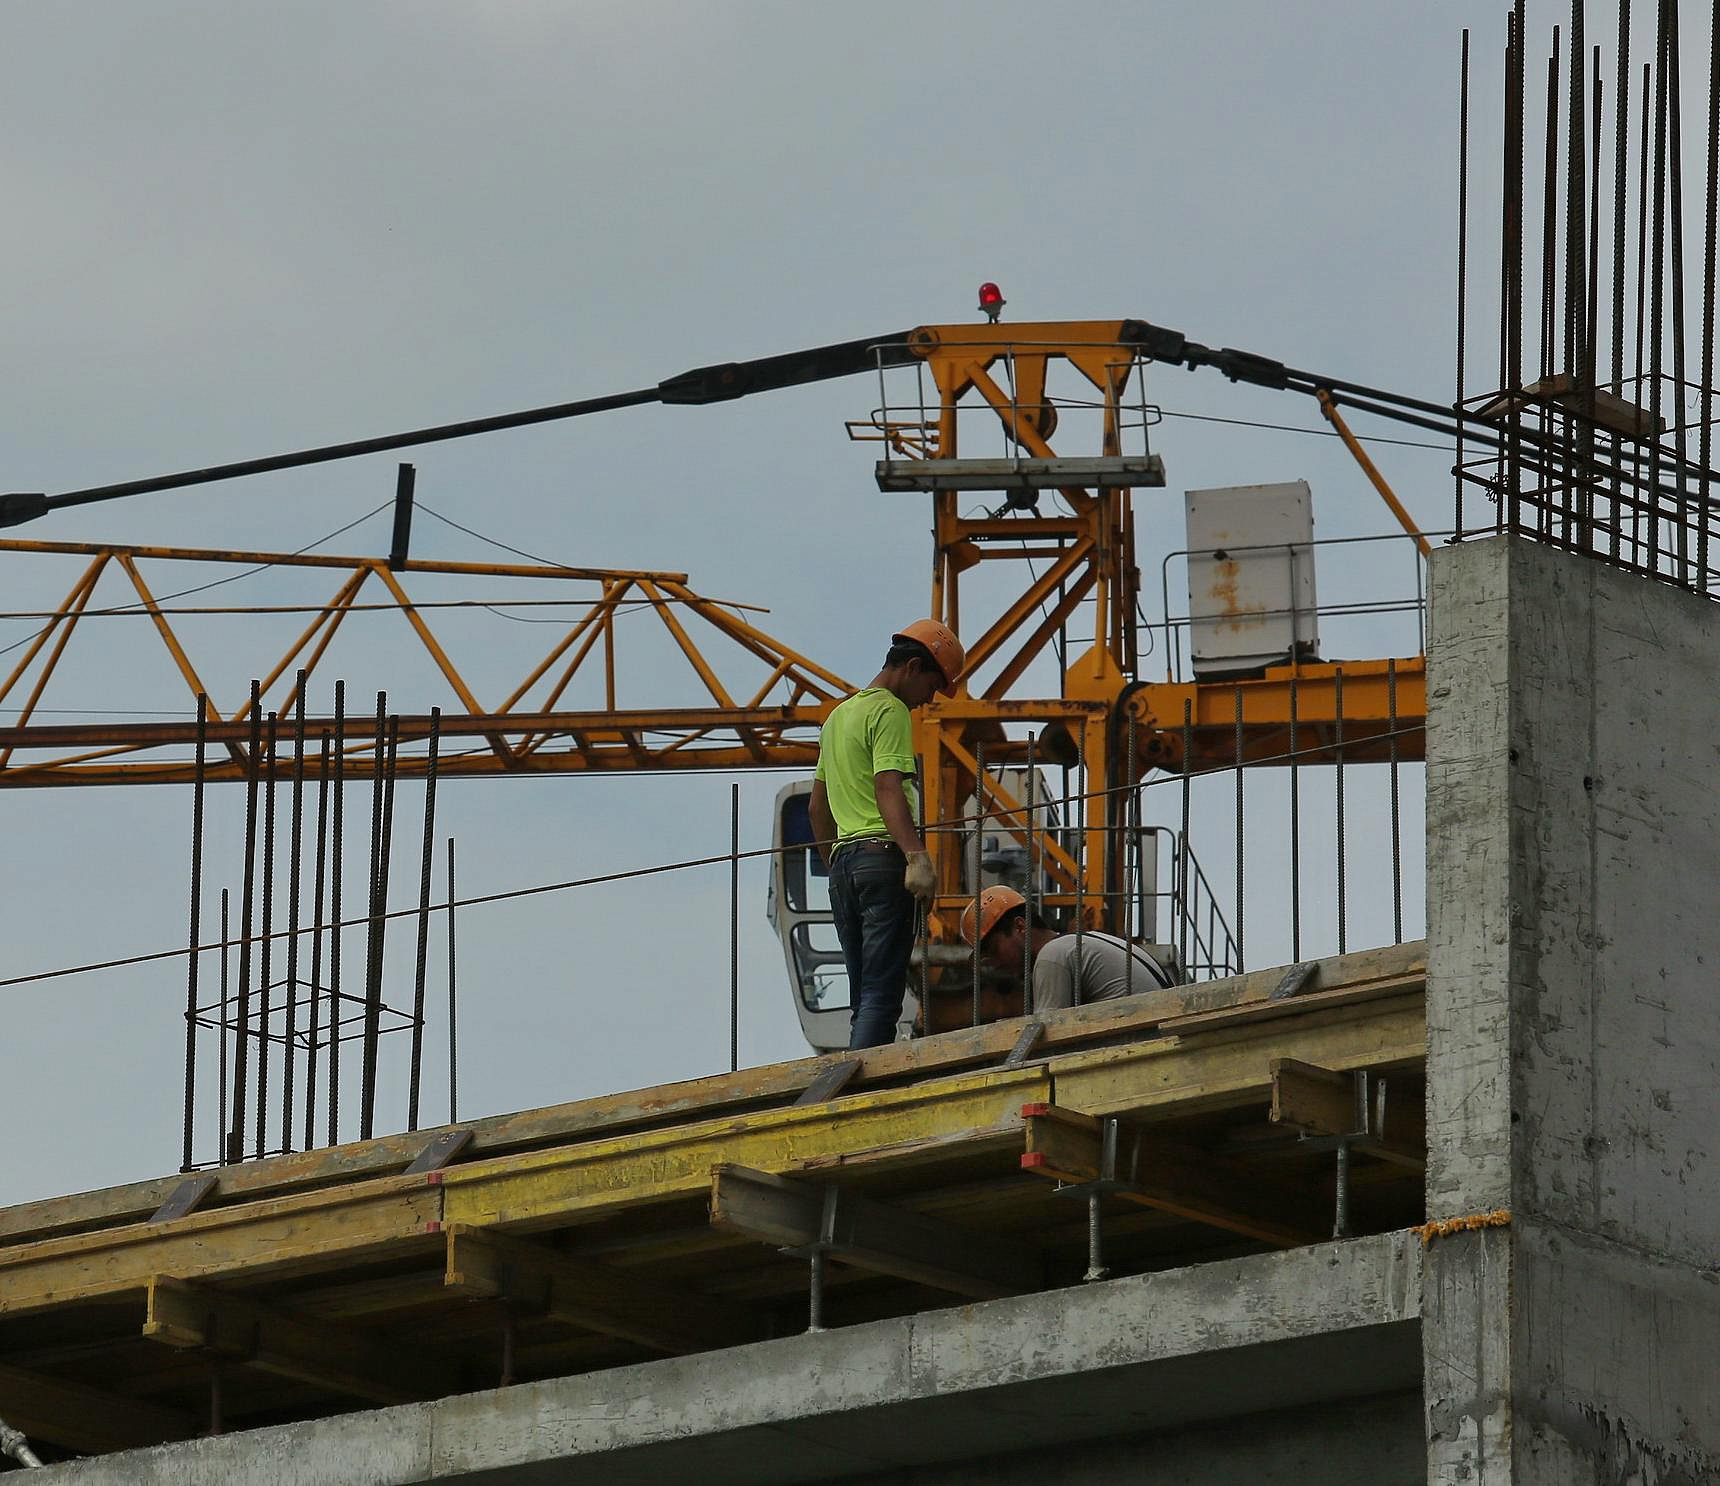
[977,282,1006,323]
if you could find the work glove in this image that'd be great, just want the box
[904,850,936,905]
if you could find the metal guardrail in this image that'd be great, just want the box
[1148,529,1443,685]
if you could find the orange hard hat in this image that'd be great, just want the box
[893,618,965,697]
[959,884,1026,947]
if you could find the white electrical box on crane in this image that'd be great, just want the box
[1184,480,1320,676]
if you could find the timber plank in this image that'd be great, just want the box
[0,1173,442,1320]
[1045,994,1425,1120]
[1271,1058,1363,1135]
[444,1225,759,1354]
[1020,1105,1328,1247]
[709,1165,1042,1299]
[439,1066,1051,1229]
[0,942,1425,1248]
[144,1276,458,1407]
[0,989,1423,1327]
[1155,977,1422,1034]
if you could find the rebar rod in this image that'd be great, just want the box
[1568,2,1587,389]
[1511,6,1529,507]
[360,693,388,1140]
[499,1312,516,1388]
[1289,673,1302,963]
[408,708,441,1131]
[284,680,306,1153]
[729,780,740,1073]
[1616,0,1634,396]
[1667,0,1692,579]
[328,682,345,1147]
[1539,34,1563,541]
[182,693,206,1172]
[1501,22,1520,513]
[217,888,229,1165]
[1179,700,1192,973]
[1335,668,1348,955]
[1702,0,1720,591]
[1084,1192,1107,1283]
[1613,0,1632,560]
[446,836,459,1122]
[362,713,400,1140]
[1637,60,1652,561]
[1072,735,1085,1002]
[807,1247,827,1333]
[232,680,261,1163]
[1541,36,1561,389]
[916,904,930,1038]
[1233,685,1244,972]
[1334,1139,1353,1241]
[973,739,985,1027]
[1651,7,1670,571]
[1388,658,1403,944]
[1458,27,1472,537]
[304,732,329,1151]
[1586,57,1604,538]
[1124,716,1137,1002]
[256,711,277,1161]
[1023,733,1036,998]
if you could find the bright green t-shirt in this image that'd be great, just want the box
[814,688,919,844]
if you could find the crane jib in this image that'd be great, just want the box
[2,317,1568,531]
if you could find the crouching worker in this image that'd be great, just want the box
[960,885,1175,1016]
[809,620,965,1049]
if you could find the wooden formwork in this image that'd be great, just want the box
[0,941,1426,1461]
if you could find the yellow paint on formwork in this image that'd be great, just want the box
[1046,995,1426,1119]
[440,1066,1050,1229]
[0,965,1429,1327]
[0,1174,443,1319]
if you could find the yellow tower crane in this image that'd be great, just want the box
[0,313,1434,1046]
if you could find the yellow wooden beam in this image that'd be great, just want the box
[1271,1057,1364,1136]
[709,1165,1042,1300]
[439,1066,1051,1230]
[0,942,1424,1249]
[1020,1104,1327,1248]
[1046,993,1425,1119]
[1270,1057,1427,1171]
[443,1225,759,1354]
[0,968,1424,1328]
[0,1173,442,1319]
[144,1276,457,1407]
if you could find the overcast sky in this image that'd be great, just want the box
[4,1,1689,1205]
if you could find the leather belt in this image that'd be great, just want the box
[834,837,901,856]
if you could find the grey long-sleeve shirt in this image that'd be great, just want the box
[1030,932,1174,1013]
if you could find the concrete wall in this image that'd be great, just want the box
[41,1235,1420,1486]
[1423,536,1720,1483]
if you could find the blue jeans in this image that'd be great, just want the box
[829,844,916,1049]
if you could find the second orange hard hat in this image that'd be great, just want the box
[893,618,965,697]
[959,884,1026,946]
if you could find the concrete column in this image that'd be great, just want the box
[1423,536,1720,1483]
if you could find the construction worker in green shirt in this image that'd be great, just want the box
[809,619,965,1048]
